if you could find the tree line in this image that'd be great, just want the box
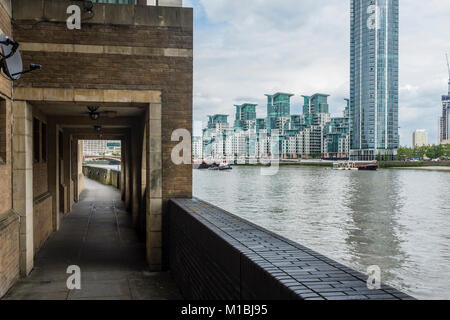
[397,144,450,160]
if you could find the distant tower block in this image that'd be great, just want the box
[439,54,450,145]
[412,130,428,148]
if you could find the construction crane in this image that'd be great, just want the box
[447,53,450,72]
[446,53,450,78]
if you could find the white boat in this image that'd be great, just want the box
[333,162,358,171]
[218,162,232,171]
[208,162,232,171]
[333,161,377,171]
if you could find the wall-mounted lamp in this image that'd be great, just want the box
[0,34,41,81]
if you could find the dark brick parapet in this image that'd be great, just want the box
[169,198,415,300]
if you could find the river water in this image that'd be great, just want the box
[193,166,450,300]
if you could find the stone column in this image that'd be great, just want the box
[71,138,77,203]
[140,127,148,237]
[124,134,131,211]
[120,138,126,201]
[131,124,142,228]
[47,119,59,231]
[63,132,71,213]
[12,101,34,276]
[77,140,84,200]
[146,103,162,271]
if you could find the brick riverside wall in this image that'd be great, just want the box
[83,166,120,188]
[169,198,416,300]
[0,212,19,298]
[110,170,120,188]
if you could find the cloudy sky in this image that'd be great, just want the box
[184,0,450,146]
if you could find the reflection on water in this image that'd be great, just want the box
[194,166,450,300]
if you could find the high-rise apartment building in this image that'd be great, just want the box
[439,58,450,144]
[412,129,428,148]
[203,114,231,159]
[199,94,350,161]
[256,118,266,132]
[192,136,203,160]
[266,93,294,134]
[324,102,351,159]
[83,140,121,155]
[439,97,450,144]
[302,94,330,126]
[207,114,229,131]
[350,0,399,160]
[234,103,257,130]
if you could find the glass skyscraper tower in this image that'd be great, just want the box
[350,0,399,161]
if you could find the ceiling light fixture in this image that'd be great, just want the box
[87,106,100,121]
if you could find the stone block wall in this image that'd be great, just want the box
[33,163,48,197]
[0,213,19,298]
[0,0,17,298]
[0,0,11,98]
[31,107,53,254]
[0,0,12,215]
[111,170,120,188]
[33,195,53,254]
[0,100,11,214]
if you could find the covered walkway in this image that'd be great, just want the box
[3,178,181,300]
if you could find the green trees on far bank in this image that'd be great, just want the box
[397,144,450,160]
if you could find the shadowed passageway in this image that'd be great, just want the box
[4,178,181,300]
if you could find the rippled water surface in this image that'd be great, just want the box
[194,166,450,300]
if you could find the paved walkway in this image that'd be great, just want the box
[4,178,181,300]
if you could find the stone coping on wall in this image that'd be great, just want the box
[169,198,415,300]
[12,88,161,104]
[0,210,19,232]
[33,192,52,205]
[12,0,192,30]
[0,0,11,18]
